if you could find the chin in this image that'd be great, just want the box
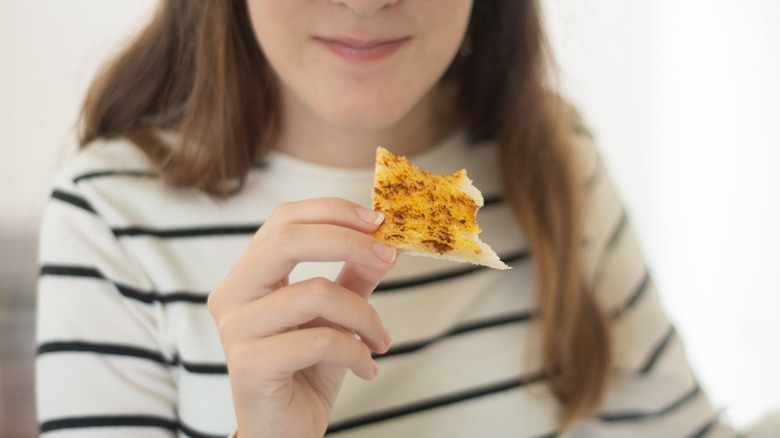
[323,91,427,133]
[332,110,409,133]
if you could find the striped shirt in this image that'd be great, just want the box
[36,128,736,437]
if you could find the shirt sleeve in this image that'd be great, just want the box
[570,121,739,437]
[36,172,180,437]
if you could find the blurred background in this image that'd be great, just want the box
[1,1,778,436]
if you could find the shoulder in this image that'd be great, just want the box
[54,137,158,187]
[47,136,224,231]
[38,138,163,290]
[46,135,282,234]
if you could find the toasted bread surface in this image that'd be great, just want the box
[371,147,509,270]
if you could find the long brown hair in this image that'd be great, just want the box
[79,0,611,428]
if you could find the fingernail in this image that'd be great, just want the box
[383,327,393,348]
[358,208,384,226]
[373,242,396,263]
[372,359,380,378]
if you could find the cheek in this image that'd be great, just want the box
[245,1,303,65]
[411,1,472,81]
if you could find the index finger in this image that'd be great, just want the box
[209,198,394,314]
[261,198,384,234]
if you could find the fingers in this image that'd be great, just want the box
[259,199,393,276]
[218,277,391,354]
[209,197,395,314]
[220,224,395,308]
[207,198,396,435]
[231,327,379,382]
[270,223,397,268]
[262,197,385,234]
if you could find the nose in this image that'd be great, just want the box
[331,0,400,16]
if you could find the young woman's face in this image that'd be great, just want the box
[247,0,473,134]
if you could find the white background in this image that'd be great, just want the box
[1,0,778,432]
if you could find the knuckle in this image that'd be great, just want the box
[259,202,293,232]
[274,223,294,241]
[206,291,218,315]
[323,197,346,216]
[225,343,256,376]
[217,312,234,333]
[309,328,339,353]
[206,283,225,316]
[268,223,297,252]
[344,228,362,252]
[271,201,294,218]
[322,197,338,213]
[307,277,334,302]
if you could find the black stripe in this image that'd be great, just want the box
[157,291,209,304]
[182,362,229,375]
[591,209,628,278]
[51,189,96,214]
[482,194,504,207]
[40,265,103,280]
[610,270,651,320]
[377,310,533,359]
[600,384,701,422]
[585,154,603,189]
[37,341,173,366]
[375,249,530,292]
[606,210,628,250]
[639,325,676,374]
[685,415,719,438]
[114,282,207,304]
[40,415,178,433]
[325,373,545,434]
[37,339,230,376]
[73,169,157,184]
[112,224,261,239]
[40,264,208,304]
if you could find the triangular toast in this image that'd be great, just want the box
[371,147,510,270]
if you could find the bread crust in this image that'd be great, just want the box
[371,147,510,270]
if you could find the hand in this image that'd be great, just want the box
[207,198,396,438]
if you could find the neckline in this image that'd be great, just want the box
[265,129,468,183]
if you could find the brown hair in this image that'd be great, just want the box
[79,0,611,428]
[80,0,278,194]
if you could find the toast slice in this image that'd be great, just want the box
[371,147,510,270]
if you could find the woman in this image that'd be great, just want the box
[36,0,733,437]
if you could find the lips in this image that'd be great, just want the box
[315,36,411,62]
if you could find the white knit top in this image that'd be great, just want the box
[36,127,735,437]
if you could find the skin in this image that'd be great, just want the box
[246,0,473,167]
[207,1,474,436]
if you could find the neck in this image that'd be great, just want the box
[273,82,457,168]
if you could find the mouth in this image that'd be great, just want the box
[314,36,411,62]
